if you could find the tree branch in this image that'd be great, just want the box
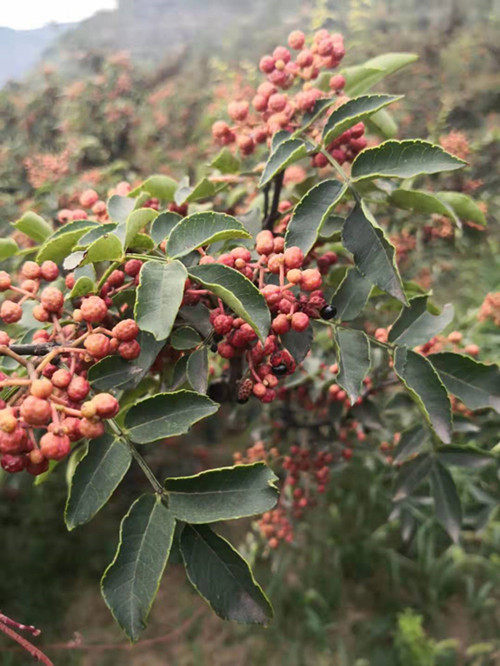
[262,171,284,231]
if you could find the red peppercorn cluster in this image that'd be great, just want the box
[211,29,367,165]
[259,507,294,548]
[183,233,332,404]
[0,259,144,475]
[56,180,164,226]
[0,383,119,475]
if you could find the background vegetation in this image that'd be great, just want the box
[0,1,498,663]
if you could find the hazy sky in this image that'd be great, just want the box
[0,0,117,30]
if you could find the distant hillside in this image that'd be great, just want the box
[0,23,74,86]
[42,0,304,75]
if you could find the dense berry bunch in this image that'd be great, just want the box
[211,29,367,166]
[184,234,337,403]
[0,259,142,475]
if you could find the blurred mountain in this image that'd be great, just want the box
[0,23,75,86]
[41,0,304,76]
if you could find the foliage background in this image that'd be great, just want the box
[0,0,498,664]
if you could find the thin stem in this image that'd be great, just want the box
[96,260,123,292]
[107,418,168,499]
[4,343,57,357]
[263,171,285,231]
[314,318,394,351]
[316,146,362,204]
[263,182,271,221]
[125,253,166,263]
[0,345,29,366]
[0,621,53,666]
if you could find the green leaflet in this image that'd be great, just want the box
[164,463,278,523]
[65,435,131,530]
[322,94,402,145]
[167,211,250,258]
[342,200,406,303]
[124,390,219,444]
[101,494,175,641]
[351,140,466,181]
[12,211,52,243]
[134,260,187,340]
[343,52,419,96]
[188,263,270,342]
[389,296,454,348]
[332,267,372,321]
[393,347,452,444]
[259,138,309,187]
[335,328,371,404]
[128,174,177,201]
[285,179,346,256]
[428,352,500,413]
[430,461,462,543]
[180,523,273,624]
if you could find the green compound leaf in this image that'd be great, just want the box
[165,463,278,523]
[335,327,371,404]
[342,200,406,303]
[83,233,123,265]
[0,238,19,261]
[393,346,452,444]
[101,494,175,641]
[428,352,500,413]
[438,445,496,469]
[351,140,466,182]
[393,425,429,464]
[129,174,178,201]
[77,223,118,247]
[115,208,157,249]
[36,225,96,263]
[259,138,309,187]
[322,94,402,145]
[285,179,346,256]
[167,211,250,259]
[68,276,95,300]
[107,195,136,224]
[389,296,454,348]
[300,97,338,131]
[343,52,419,96]
[135,260,187,340]
[281,326,313,364]
[65,435,131,530]
[393,453,433,501]
[365,107,398,139]
[180,523,273,625]
[150,211,182,245]
[188,263,270,342]
[210,147,241,174]
[430,461,462,543]
[332,267,372,321]
[12,211,53,243]
[389,188,459,224]
[435,191,487,225]
[124,390,219,444]
[186,347,209,394]
[170,326,201,350]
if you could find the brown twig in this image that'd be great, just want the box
[0,607,205,656]
[0,620,53,666]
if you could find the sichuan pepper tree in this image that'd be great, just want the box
[0,28,498,659]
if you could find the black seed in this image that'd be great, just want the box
[210,343,218,352]
[272,363,288,376]
[320,304,337,320]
